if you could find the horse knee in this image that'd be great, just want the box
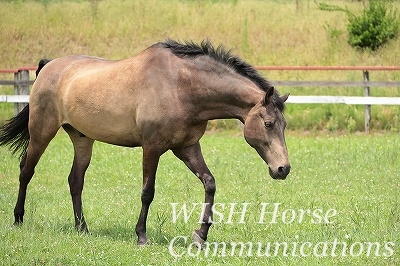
[203,173,216,195]
[141,188,155,204]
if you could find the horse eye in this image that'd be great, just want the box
[264,122,273,128]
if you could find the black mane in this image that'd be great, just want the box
[160,39,284,111]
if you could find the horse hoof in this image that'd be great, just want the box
[137,239,149,246]
[76,225,89,234]
[14,215,23,226]
[13,221,22,227]
[192,231,206,248]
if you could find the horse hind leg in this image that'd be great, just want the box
[63,124,94,233]
[14,123,59,225]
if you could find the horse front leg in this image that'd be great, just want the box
[135,145,162,245]
[172,142,216,245]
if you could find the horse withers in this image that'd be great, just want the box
[0,39,290,246]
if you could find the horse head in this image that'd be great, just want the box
[244,87,290,179]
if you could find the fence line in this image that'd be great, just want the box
[1,66,400,132]
[255,66,400,133]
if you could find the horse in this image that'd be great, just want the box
[0,39,290,246]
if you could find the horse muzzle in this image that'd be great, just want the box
[269,165,291,180]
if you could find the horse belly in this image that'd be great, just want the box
[75,117,141,147]
[64,99,142,147]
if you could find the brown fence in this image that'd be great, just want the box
[1,66,400,132]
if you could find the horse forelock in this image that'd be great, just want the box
[160,39,283,110]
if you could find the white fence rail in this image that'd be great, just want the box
[286,96,400,105]
[0,95,30,103]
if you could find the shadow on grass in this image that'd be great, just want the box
[55,221,189,247]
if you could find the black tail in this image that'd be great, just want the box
[0,59,51,159]
[35,58,51,78]
[0,104,30,159]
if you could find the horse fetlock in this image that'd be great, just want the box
[74,217,89,233]
[75,224,89,234]
[192,230,206,248]
[13,208,24,225]
[135,228,148,246]
[137,237,149,246]
[13,216,23,226]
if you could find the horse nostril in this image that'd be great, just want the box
[278,165,290,176]
[278,166,285,174]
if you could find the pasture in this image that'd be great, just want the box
[0,130,399,265]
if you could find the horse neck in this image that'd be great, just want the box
[187,69,264,123]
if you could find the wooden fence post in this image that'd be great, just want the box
[363,70,371,133]
[15,69,30,115]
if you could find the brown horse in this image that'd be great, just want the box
[0,39,290,245]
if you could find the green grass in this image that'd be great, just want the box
[1,131,399,265]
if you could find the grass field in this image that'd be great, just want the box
[0,130,399,265]
[0,0,400,131]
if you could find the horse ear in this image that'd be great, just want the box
[263,86,275,104]
[280,93,290,103]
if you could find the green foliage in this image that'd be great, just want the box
[324,23,344,39]
[326,115,339,131]
[390,115,399,132]
[348,0,400,51]
[346,116,357,133]
[318,0,400,51]
[317,1,352,15]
